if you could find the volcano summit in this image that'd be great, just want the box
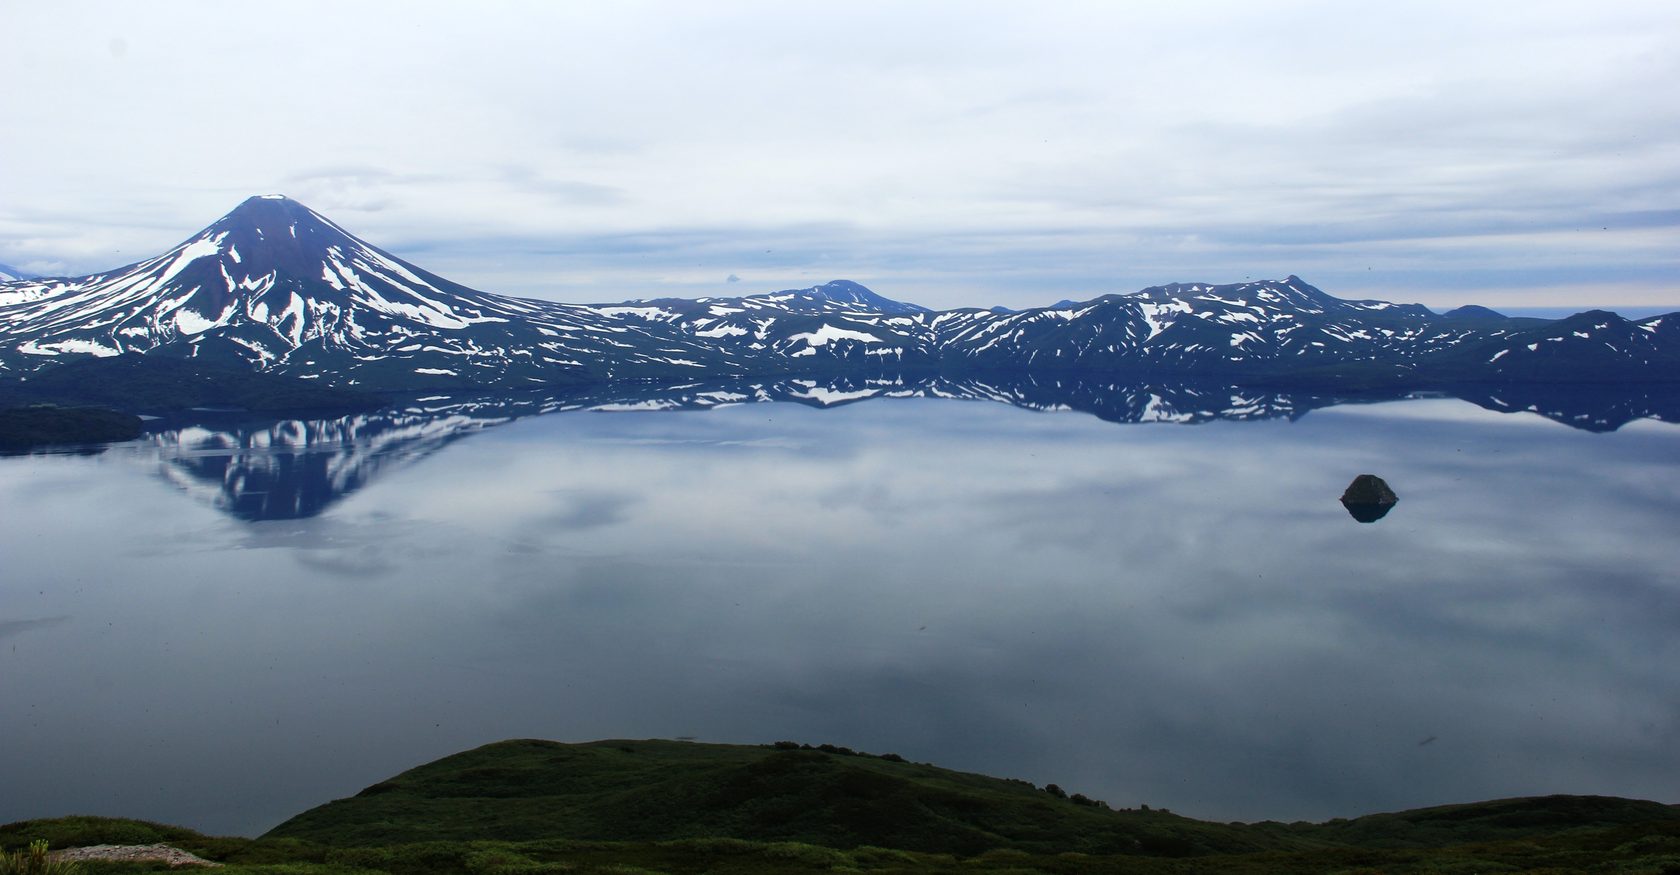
[2,196,1676,391]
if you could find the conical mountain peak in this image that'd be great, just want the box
[156,195,417,303]
[216,194,312,225]
[806,280,931,314]
[208,195,352,248]
[0,195,535,370]
[5,198,1673,395]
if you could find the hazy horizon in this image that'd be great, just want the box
[5,192,1676,318]
[3,2,1676,312]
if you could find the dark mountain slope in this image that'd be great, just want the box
[3,197,1675,391]
[0,196,744,389]
[0,354,380,413]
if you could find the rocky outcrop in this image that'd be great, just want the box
[1341,474,1398,523]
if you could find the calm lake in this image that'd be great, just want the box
[2,379,1677,836]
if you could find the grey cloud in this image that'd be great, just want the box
[0,615,72,643]
[281,168,420,214]
[497,166,627,206]
[6,3,1678,312]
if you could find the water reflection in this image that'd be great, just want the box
[149,405,522,520]
[1,381,1677,838]
[137,375,1680,521]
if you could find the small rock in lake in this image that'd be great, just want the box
[1341,473,1398,523]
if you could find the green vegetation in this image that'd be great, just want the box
[0,817,208,852]
[5,740,1678,874]
[0,355,382,415]
[0,354,385,450]
[265,739,1268,857]
[0,841,81,875]
[0,406,142,451]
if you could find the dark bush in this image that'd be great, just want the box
[1044,784,1067,799]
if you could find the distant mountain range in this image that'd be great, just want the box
[2,195,1676,391]
[0,263,32,282]
[119,375,1680,521]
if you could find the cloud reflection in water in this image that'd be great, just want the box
[0,378,1675,838]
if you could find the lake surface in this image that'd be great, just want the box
[2,380,1677,836]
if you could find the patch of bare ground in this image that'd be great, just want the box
[49,844,220,867]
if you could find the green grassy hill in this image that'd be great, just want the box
[1311,794,1680,848]
[5,738,1678,874]
[265,739,1287,857]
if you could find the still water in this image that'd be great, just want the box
[2,380,1677,836]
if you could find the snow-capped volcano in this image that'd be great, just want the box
[1,194,515,348]
[0,195,746,386]
[146,193,513,337]
[2,196,1675,390]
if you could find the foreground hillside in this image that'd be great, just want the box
[5,739,1677,874]
[266,739,1277,856]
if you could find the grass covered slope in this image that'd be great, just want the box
[0,354,382,414]
[265,739,1291,857]
[0,816,208,850]
[6,740,1680,874]
[1311,794,1680,848]
[0,406,142,450]
[0,355,384,450]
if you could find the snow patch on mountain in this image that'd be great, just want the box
[5,197,1676,389]
[789,324,882,347]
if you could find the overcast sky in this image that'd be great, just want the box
[3,1,1676,311]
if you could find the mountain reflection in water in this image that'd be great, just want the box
[151,408,516,520]
[138,374,1680,521]
[4,369,1678,839]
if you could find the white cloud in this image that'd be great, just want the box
[2,1,1676,309]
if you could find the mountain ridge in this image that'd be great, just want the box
[0,262,34,282]
[3,196,1676,392]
